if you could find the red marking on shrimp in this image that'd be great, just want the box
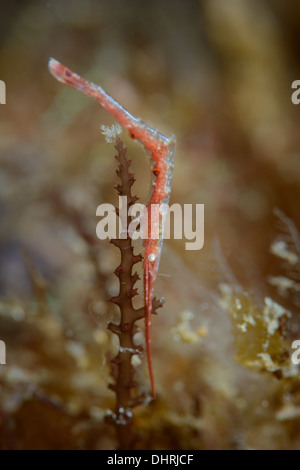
[48,58,175,398]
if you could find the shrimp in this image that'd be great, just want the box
[48,58,175,397]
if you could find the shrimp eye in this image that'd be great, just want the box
[152,169,160,177]
[129,132,135,139]
[65,70,72,78]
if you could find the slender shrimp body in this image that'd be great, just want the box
[48,58,175,397]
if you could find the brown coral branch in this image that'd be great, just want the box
[108,137,164,448]
[106,137,146,449]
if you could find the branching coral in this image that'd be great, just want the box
[106,136,163,449]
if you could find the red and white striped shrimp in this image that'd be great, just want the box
[48,58,175,397]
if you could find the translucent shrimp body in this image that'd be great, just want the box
[48,58,175,397]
